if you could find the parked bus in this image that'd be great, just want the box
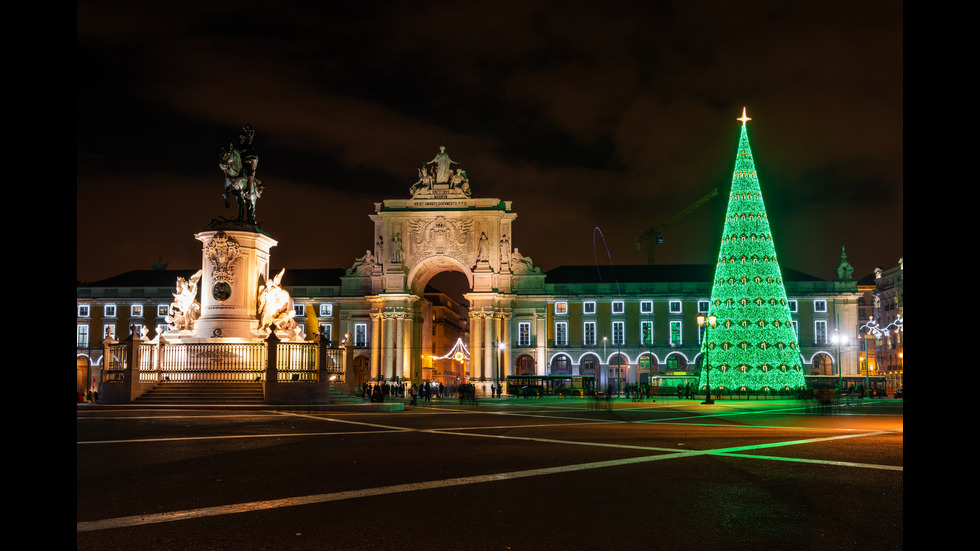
[506,375,596,397]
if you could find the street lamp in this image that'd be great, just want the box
[495,341,505,398]
[697,314,717,405]
[603,336,608,396]
[831,329,848,392]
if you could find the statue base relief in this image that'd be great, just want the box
[192,227,278,341]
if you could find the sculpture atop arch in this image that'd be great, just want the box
[410,146,471,198]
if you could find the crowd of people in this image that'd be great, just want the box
[360,380,508,405]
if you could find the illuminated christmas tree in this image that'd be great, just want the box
[698,109,807,392]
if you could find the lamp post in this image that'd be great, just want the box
[697,314,717,405]
[617,333,623,398]
[603,336,608,396]
[831,329,848,392]
[495,341,505,398]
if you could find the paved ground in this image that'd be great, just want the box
[77,397,903,550]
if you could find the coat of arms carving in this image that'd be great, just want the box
[204,231,241,295]
[406,216,473,265]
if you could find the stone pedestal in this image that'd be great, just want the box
[192,228,278,340]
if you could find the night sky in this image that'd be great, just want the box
[77,1,903,286]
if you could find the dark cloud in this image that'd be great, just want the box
[77,0,902,283]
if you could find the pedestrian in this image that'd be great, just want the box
[409,384,418,406]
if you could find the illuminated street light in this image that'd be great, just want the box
[831,329,848,392]
[697,314,718,404]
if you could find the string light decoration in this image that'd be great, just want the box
[698,109,807,392]
[432,337,470,363]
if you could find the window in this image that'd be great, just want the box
[669,320,682,345]
[698,300,710,313]
[322,324,332,346]
[354,323,367,347]
[555,322,568,346]
[612,321,624,345]
[551,355,571,375]
[131,324,142,338]
[77,325,89,348]
[131,304,143,318]
[555,302,567,315]
[104,305,117,318]
[517,355,535,376]
[581,357,598,375]
[788,300,798,313]
[157,305,168,317]
[77,305,90,318]
[584,321,596,346]
[103,324,116,341]
[294,304,305,317]
[640,321,653,345]
[583,301,596,315]
[669,301,682,314]
[640,301,653,314]
[611,301,625,314]
[518,322,531,347]
[319,304,333,317]
[815,320,828,344]
[813,300,827,313]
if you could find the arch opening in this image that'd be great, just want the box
[407,256,473,298]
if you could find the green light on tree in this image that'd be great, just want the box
[698,109,807,392]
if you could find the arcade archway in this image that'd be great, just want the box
[811,353,834,376]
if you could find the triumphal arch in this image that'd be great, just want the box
[339,147,545,385]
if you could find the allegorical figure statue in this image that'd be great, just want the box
[257,269,305,341]
[346,250,377,275]
[425,146,457,184]
[391,233,403,263]
[511,248,540,274]
[219,124,265,224]
[476,231,490,263]
[166,270,203,331]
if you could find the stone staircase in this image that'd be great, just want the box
[135,382,266,405]
[133,382,364,405]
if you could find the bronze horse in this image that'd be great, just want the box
[219,144,264,224]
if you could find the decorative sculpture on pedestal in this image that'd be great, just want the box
[257,268,305,341]
[165,269,203,332]
[219,124,265,224]
[510,248,540,274]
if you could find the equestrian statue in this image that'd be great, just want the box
[219,124,265,224]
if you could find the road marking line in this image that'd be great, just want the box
[77,430,408,445]
[75,450,703,533]
[77,428,901,533]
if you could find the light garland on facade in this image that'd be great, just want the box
[698,110,807,391]
[432,337,470,362]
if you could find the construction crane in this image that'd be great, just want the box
[635,187,719,264]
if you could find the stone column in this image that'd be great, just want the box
[469,312,483,381]
[384,311,395,380]
[483,313,495,382]
[370,312,382,381]
[401,313,414,380]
